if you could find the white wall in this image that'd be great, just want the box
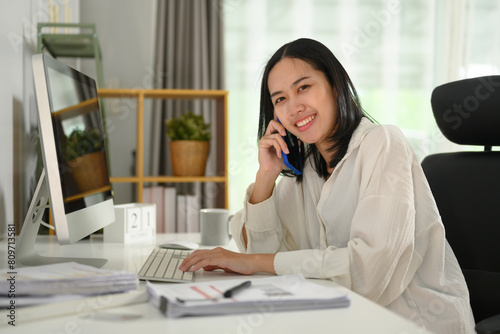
[0,1,26,237]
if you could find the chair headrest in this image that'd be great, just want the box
[431,75,500,146]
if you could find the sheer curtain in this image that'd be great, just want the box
[431,0,500,154]
[224,0,500,212]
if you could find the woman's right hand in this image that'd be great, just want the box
[257,119,289,177]
[249,120,289,205]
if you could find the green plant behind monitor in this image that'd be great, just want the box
[64,128,104,162]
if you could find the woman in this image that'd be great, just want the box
[180,38,475,333]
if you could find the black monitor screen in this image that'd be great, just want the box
[44,57,112,214]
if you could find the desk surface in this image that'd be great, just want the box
[0,234,431,333]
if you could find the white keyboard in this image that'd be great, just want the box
[138,248,193,283]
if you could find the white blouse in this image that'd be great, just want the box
[230,118,475,334]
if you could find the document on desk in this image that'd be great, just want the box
[0,262,145,324]
[0,262,138,307]
[147,274,350,318]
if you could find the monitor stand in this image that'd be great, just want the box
[17,169,108,268]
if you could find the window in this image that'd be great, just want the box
[224,0,500,211]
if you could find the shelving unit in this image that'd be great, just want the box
[97,88,228,209]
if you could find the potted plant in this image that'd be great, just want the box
[165,111,211,176]
[64,128,109,193]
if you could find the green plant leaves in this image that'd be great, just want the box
[63,128,104,161]
[165,111,211,141]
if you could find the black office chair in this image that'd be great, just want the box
[421,76,500,334]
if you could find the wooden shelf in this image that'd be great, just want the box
[64,185,112,203]
[98,88,227,99]
[51,97,99,120]
[98,88,228,208]
[110,176,227,183]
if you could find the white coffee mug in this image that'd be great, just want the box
[200,208,232,246]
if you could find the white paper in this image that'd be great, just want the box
[0,262,138,297]
[147,274,349,318]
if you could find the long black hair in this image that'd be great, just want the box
[259,38,372,181]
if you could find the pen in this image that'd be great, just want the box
[223,280,251,298]
[175,281,253,303]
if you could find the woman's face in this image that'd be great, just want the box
[268,57,337,149]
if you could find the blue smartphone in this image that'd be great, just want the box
[277,119,303,175]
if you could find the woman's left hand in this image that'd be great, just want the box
[179,247,276,275]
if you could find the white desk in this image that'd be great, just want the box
[0,234,431,333]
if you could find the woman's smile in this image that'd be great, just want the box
[294,114,316,131]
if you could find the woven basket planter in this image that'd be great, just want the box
[68,151,108,192]
[170,140,210,176]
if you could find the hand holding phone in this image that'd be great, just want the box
[277,119,303,175]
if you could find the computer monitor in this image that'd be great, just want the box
[18,54,115,268]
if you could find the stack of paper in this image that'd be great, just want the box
[147,274,349,318]
[0,262,138,307]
